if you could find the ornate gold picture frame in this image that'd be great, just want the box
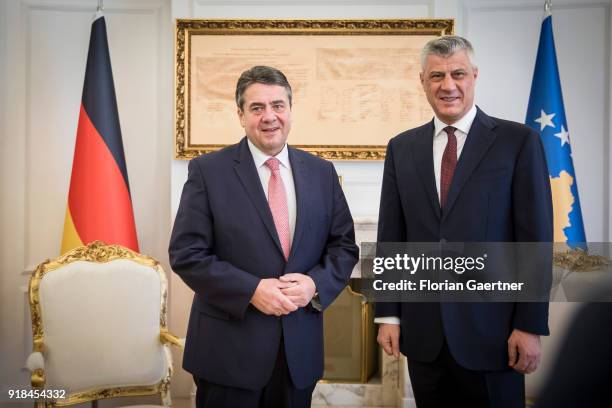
[175,19,454,160]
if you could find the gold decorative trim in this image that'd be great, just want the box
[359,289,369,383]
[160,329,184,349]
[28,241,177,406]
[176,19,455,35]
[33,338,44,352]
[175,145,387,161]
[320,285,376,384]
[31,369,45,388]
[54,383,166,407]
[553,247,611,272]
[174,19,454,160]
[35,241,159,273]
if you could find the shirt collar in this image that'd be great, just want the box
[433,104,478,138]
[247,138,291,169]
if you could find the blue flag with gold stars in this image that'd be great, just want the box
[525,11,586,246]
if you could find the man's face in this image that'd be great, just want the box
[238,83,292,156]
[420,50,478,124]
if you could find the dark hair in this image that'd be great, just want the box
[235,66,292,109]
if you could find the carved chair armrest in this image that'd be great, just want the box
[25,352,46,388]
[159,329,184,349]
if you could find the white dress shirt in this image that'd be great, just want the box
[375,105,478,326]
[247,139,297,243]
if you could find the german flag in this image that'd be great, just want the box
[61,14,138,254]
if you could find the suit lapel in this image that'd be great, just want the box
[442,108,497,219]
[233,138,285,257]
[287,147,307,261]
[413,120,442,219]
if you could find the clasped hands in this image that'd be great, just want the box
[250,273,316,316]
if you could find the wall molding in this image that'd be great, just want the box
[21,285,32,371]
[607,2,612,243]
[23,0,165,12]
[461,0,611,10]
[461,1,611,38]
[195,0,431,6]
[22,268,35,276]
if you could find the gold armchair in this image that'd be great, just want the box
[26,241,183,407]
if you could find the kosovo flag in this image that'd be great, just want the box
[61,13,139,254]
[525,9,586,247]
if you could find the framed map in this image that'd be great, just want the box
[174,19,454,160]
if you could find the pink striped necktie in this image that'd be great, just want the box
[265,157,291,260]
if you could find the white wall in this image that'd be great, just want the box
[1,0,610,403]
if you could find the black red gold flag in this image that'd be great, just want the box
[61,14,138,254]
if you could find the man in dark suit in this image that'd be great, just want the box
[169,65,359,408]
[375,36,553,407]
[535,298,612,408]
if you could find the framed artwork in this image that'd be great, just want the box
[175,19,454,160]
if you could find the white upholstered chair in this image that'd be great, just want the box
[26,241,183,407]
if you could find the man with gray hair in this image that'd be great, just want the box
[170,65,359,408]
[375,36,553,407]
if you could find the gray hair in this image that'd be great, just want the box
[420,35,477,70]
[235,65,293,109]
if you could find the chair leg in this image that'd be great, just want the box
[161,388,172,407]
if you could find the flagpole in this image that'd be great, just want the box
[544,0,552,17]
[94,0,103,20]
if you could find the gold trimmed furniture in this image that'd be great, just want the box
[322,284,377,383]
[26,241,183,407]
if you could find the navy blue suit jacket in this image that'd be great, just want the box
[169,137,359,390]
[375,108,553,370]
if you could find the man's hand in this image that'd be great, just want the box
[279,273,316,307]
[377,323,400,358]
[508,328,541,374]
[250,278,298,316]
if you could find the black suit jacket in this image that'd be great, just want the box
[376,107,553,370]
[169,137,359,390]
